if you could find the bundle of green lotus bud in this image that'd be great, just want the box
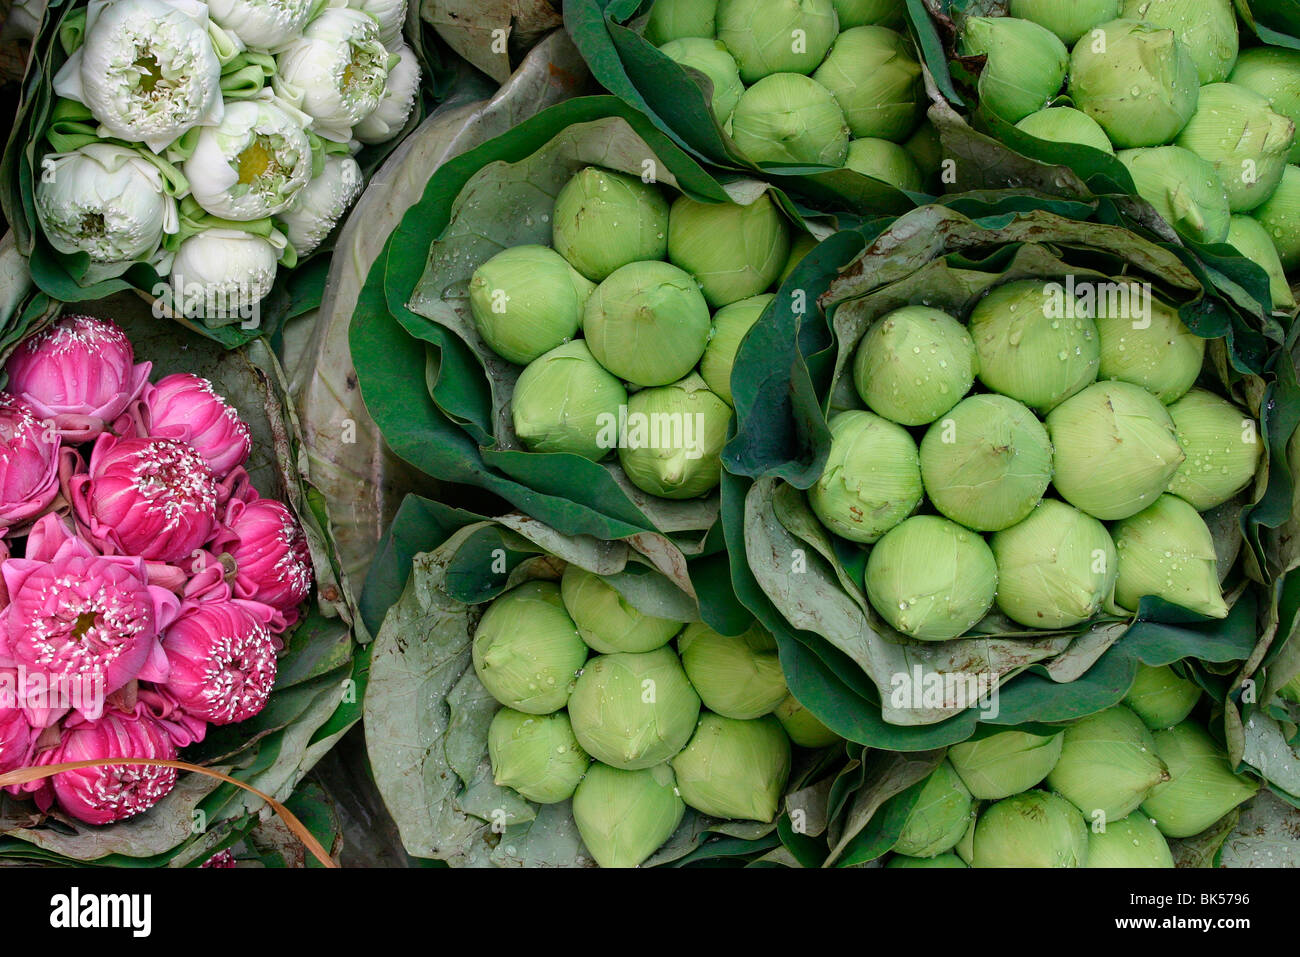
[949,2,1299,308]
[807,278,1262,639]
[473,566,840,867]
[642,0,940,190]
[468,165,810,500]
[884,689,1259,867]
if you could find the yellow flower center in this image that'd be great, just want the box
[134,52,164,96]
[236,136,282,186]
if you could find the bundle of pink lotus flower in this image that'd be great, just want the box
[0,315,313,825]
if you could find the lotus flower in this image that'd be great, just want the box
[0,394,60,533]
[217,497,312,629]
[162,598,277,724]
[143,373,252,479]
[52,0,224,153]
[0,517,178,723]
[0,683,34,775]
[4,315,151,440]
[67,434,219,564]
[32,709,178,825]
[131,685,209,748]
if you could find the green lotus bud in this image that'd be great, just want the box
[644,0,717,45]
[1015,107,1114,153]
[1166,389,1263,511]
[955,809,978,863]
[808,410,923,543]
[659,38,746,122]
[700,294,773,405]
[774,694,841,747]
[568,647,701,770]
[584,260,711,387]
[903,121,943,179]
[488,708,590,804]
[1124,663,1201,730]
[512,341,628,461]
[844,137,924,191]
[1086,812,1174,867]
[667,194,791,308]
[1117,146,1232,244]
[1228,214,1296,311]
[958,17,1069,124]
[471,581,589,714]
[1046,381,1184,520]
[616,374,731,499]
[1112,494,1228,618]
[971,790,1088,867]
[894,761,975,858]
[1046,705,1169,823]
[852,306,976,427]
[560,564,683,654]
[886,852,967,868]
[716,0,839,83]
[919,394,1053,532]
[1140,721,1259,838]
[1007,0,1119,44]
[778,232,819,283]
[832,0,904,28]
[969,280,1100,413]
[1175,83,1295,212]
[1252,164,1300,271]
[551,167,670,282]
[468,245,595,365]
[990,499,1117,628]
[731,72,852,166]
[813,26,922,140]
[949,729,1064,799]
[678,621,787,719]
[1119,0,1238,83]
[1068,20,1199,148]
[865,516,998,641]
[1093,296,1205,404]
[572,763,685,868]
[1229,47,1300,164]
[670,713,792,821]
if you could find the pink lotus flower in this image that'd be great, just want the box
[33,709,178,825]
[218,498,312,630]
[4,316,150,440]
[67,434,218,564]
[0,516,178,725]
[143,374,252,479]
[0,677,34,775]
[162,599,277,725]
[0,394,60,532]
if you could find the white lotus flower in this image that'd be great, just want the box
[169,227,285,318]
[207,0,316,51]
[353,43,418,144]
[53,0,224,153]
[184,97,313,220]
[273,7,393,142]
[277,154,363,256]
[35,143,179,266]
[347,0,406,49]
